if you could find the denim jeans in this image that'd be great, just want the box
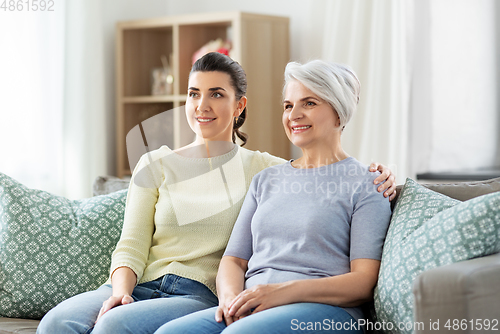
[154,303,364,334]
[37,274,218,334]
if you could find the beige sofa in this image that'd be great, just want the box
[1,176,499,334]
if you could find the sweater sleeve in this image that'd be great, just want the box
[258,152,286,169]
[349,172,392,261]
[109,153,161,282]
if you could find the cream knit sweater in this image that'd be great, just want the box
[109,145,284,295]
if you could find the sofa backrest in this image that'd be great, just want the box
[93,175,500,212]
[391,177,500,209]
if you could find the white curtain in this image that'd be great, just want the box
[322,0,412,184]
[0,10,65,195]
[62,0,108,199]
[0,0,108,199]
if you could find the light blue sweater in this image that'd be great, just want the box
[224,157,392,321]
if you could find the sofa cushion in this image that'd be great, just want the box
[422,176,500,201]
[0,172,127,319]
[374,178,500,333]
[92,175,130,196]
[391,176,500,206]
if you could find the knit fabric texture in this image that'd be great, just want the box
[109,145,284,295]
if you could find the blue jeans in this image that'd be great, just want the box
[37,274,218,334]
[154,303,364,334]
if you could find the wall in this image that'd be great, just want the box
[99,0,328,173]
[496,0,500,167]
[2,0,497,198]
[162,0,333,160]
[431,0,497,172]
[100,0,499,177]
[410,0,499,176]
[100,0,171,176]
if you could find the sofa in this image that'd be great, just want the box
[0,174,499,334]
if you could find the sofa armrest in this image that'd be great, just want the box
[412,252,500,333]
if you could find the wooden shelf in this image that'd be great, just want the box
[115,11,290,177]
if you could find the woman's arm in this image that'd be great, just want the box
[215,173,260,324]
[109,154,159,282]
[228,258,379,318]
[281,258,379,307]
[96,266,137,321]
[96,154,161,322]
[215,256,248,325]
[111,266,137,297]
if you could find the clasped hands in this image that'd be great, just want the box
[216,282,291,326]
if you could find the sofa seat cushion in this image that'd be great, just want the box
[0,318,39,333]
[0,173,127,319]
[374,178,500,333]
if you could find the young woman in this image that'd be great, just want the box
[153,60,392,334]
[37,53,395,334]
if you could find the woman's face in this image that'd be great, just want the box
[282,80,341,149]
[186,71,245,143]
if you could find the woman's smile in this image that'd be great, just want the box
[196,117,217,124]
[291,125,312,134]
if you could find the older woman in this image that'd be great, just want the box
[154,60,392,334]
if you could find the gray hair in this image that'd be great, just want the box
[283,60,360,130]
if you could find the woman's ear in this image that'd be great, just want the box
[335,114,341,128]
[234,96,247,117]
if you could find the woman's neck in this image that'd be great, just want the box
[174,139,235,158]
[292,141,349,169]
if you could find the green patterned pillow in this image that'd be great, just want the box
[374,178,500,333]
[0,172,127,319]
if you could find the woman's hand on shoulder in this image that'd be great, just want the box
[96,294,134,323]
[369,162,397,201]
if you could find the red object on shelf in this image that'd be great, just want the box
[217,48,229,56]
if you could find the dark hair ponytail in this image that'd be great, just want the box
[191,52,248,146]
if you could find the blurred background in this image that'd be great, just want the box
[0,0,498,199]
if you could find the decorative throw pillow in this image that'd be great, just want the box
[374,178,500,334]
[0,172,127,319]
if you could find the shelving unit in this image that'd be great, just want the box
[115,11,290,177]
